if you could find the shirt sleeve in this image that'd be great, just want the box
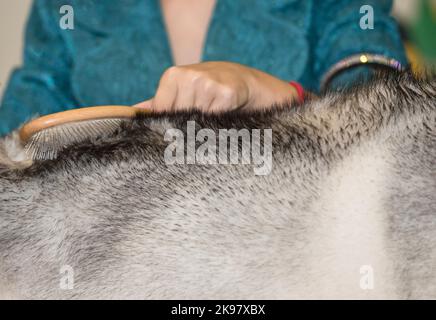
[312,0,408,91]
[0,0,78,137]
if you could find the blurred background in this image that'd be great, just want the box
[394,0,436,73]
[0,0,435,99]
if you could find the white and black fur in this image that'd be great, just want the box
[0,71,435,299]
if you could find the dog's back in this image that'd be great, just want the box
[0,72,435,299]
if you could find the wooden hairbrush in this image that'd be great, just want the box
[19,106,148,160]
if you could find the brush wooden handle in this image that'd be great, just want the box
[19,106,147,143]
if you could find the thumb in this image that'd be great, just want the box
[133,98,153,109]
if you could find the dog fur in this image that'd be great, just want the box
[0,71,435,299]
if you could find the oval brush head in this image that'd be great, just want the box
[19,106,147,161]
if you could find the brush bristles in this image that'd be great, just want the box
[24,118,125,160]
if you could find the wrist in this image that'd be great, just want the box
[245,68,301,107]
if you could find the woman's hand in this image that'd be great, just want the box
[133,61,300,113]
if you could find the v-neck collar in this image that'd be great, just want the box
[153,0,220,65]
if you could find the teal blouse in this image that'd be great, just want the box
[0,0,407,136]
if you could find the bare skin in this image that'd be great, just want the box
[134,0,300,113]
[161,0,216,66]
[135,61,299,112]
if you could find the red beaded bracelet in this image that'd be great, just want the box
[289,81,304,103]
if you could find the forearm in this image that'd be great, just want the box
[313,0,408,91]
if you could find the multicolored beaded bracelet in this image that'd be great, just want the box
[320,53,405,91]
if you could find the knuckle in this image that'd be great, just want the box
[203,79,218,93]
[162,66,180,80]
[220,85,237,102]
[188,70,204,84]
